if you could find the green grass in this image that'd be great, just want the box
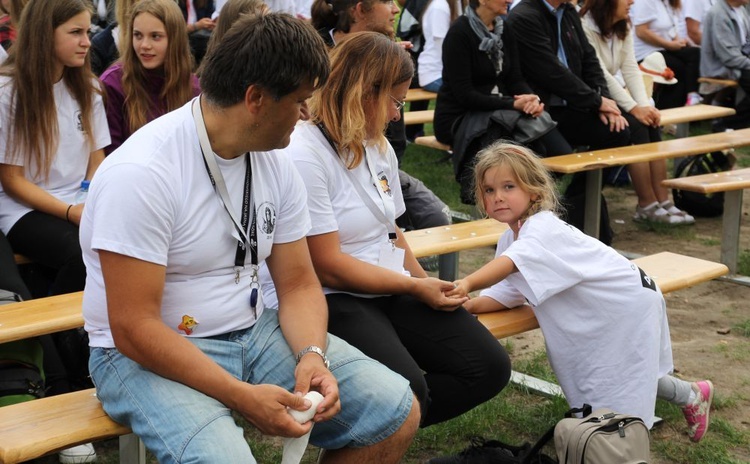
[733,320,750,338]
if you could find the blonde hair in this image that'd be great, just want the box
[309,31,413,168]
[120,0,194,135]
[473,141,561,218]
[1,0,96,182]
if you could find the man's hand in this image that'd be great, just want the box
[292,355,341,423]
[236,383,315,437]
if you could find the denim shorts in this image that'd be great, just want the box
[89,309,413,463]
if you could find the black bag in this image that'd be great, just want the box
[672,152,734,217]
[430,436,558,464]
[0,290,46,407]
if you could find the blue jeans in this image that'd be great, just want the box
[89,309,412,463]
[422,78,443,93]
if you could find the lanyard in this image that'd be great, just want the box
[316,123,397,243]
[191,98,260,317]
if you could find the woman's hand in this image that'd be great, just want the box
[67,203,85,226]
[513,94,544,117]
[664,38,687,51]
[412,277,468,311]
[630,105,661,128]
[190,17,215,33]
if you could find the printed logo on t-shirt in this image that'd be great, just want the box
[258,202,276,236]
[75,110,84,133]
[377,171,392,197]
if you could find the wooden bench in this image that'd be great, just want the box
[411,104,736,148]
[405,88,437,103]
[662,167,750,281]
[12,254,31,265]
[543,127,750,238]
[476,251,730,339]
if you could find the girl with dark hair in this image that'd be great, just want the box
[100,0,200,155]
[631,0,702,108]
[582,0,694,224]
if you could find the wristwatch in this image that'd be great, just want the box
[295,345,330,369]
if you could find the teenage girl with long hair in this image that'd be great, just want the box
[100,0,199,155]
[0,0,110,296]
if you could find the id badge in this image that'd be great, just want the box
[378,242,405,273]
[668,27,677,40]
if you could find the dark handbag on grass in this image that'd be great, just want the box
[672,151,734,217]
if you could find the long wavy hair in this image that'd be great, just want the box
[579,0,629,41]
[309,32,413,168]
[0,0,96,181]
[473,141,561,219]
[120,0,194,134]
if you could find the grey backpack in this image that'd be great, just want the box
[554,404,650,464]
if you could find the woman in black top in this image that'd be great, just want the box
[434,0,570,204]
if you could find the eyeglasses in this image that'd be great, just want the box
[389,94,405,111]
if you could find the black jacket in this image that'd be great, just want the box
[506,0,609,112]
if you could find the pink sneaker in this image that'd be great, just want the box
[682,380,714,442]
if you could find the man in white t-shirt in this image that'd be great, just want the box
[80,13,419,463]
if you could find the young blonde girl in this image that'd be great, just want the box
[100,0,199,154]
[448,141,713,442]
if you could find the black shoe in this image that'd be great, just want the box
[428,437,515,463]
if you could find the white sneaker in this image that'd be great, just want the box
[59,443,97,463]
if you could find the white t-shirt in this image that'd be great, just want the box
[479,212,673,428]
[683,0,714,22]
[631,0,688,61]
[0,76,110,234]
[265,0,296,15]
[260,122,405,308]
[418,0,456,87]
[81,101,311,348]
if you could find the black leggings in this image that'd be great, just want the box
[325,293,511,427]
[6,210,86,296]
[654,47,701,110]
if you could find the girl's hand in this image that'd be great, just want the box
[446,279,470,299]
[67,203,85,226]
[665,38,687,51]
[630,105,661,128]
[397,41,413,50]
[412,277,467,311]
[192,17,215,32]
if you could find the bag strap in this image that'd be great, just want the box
[519,425,556,464]
[564,403,592,418]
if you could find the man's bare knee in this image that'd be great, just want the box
[319,394,420,464]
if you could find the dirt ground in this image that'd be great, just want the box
[458,183,750,460]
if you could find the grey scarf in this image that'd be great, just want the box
[466,6,504,74]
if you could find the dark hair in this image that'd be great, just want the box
[311,0,379,33]
[200,13,330,106]
[579,0,629,40]
[198,0,268,75]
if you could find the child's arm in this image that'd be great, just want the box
[464,296,509,314]
[448,256,518,298]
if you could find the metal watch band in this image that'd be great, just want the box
[295,345,330,369]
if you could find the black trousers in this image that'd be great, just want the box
[326,292,511,427]
[7,211,86,296]
[654,47,701,110]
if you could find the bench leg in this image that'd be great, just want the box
[583,170,602,238]
[720,190,743,275]
[438,252,459,281]
[675,122,690,138]
[119,433,145,464]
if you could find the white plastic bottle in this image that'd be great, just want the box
[74,180,90,204]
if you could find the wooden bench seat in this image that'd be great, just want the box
[411,104,736,148]
[663,167,750,278]
[12,254,31,265]
[405,88,437,103]
[0,389,141,464]
[698,77,739,88]
[476,251,729,339]
[403,110,435,126]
